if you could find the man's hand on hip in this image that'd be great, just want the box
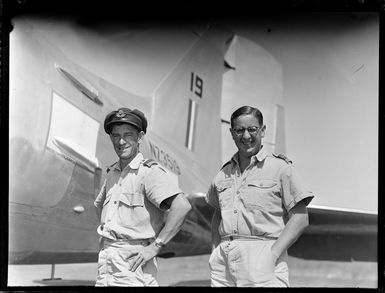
[126,243,160,271]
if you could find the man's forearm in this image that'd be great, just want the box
[211,209,221,249]
[95,206,101,221]
[156,194,192,244]
[271,201,309,260]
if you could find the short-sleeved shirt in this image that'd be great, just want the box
[94,152,182,241]
[206,146,314,239]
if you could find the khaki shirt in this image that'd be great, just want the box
[94,152,182,241]
[206,147,314,239]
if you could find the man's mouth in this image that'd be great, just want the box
[241,141,253,147]
[118,146,130,152]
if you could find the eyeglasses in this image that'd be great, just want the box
[232,126,262,136]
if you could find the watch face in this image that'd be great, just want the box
[155,239,165,247]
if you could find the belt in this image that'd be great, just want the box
[98,224,154,245]
[102,237,154,247]
[221,235,277,241]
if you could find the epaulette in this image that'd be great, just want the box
[220,160,231,170]
[142,159,167,173]
[272,153,293,164]
[143,159,159,168]
[106,162,116,173]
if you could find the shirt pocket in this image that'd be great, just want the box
[119,192,145,207]
[242,179,281,210]
[216,179,234,210]
[118,192,147,228]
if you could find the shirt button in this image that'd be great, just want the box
[233,230,237,234]
[114,201,117,204]
[234,210,237,214]
[236,191,240,195]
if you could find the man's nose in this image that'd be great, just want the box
[119,137,126,144]
[242,130,251,139]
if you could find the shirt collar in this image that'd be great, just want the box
[255,146,269,162]
[112,152,144,172]
[128,152,144,170]
[230,153,239,166]
[231,145,269,166]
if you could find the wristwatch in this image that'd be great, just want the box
[154,238,165,248]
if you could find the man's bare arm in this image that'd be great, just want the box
[211,208,222,250]
[270,200,309,263]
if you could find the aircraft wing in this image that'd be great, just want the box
[289,205,377,261]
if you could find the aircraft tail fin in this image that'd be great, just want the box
[149,24,233,177]
[272,103,286,155]
[221,35,287,160]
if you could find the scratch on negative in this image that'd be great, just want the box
[353,64,365,75]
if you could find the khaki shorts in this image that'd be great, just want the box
[95,238,158,286]
[209,238,289,287]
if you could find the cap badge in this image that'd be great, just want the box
[116,109,126,118]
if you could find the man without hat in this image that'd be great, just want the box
[94,107,192,286]
[206,105,314,287]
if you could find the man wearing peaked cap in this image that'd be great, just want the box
[94,107,191,286]
[104,108,148,134]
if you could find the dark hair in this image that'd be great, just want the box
[230,106,263,128]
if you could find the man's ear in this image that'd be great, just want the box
[138,131,145,143]
[261,125,266,138]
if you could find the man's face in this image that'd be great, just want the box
[110,123,144,162]
[230,114,265,158]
